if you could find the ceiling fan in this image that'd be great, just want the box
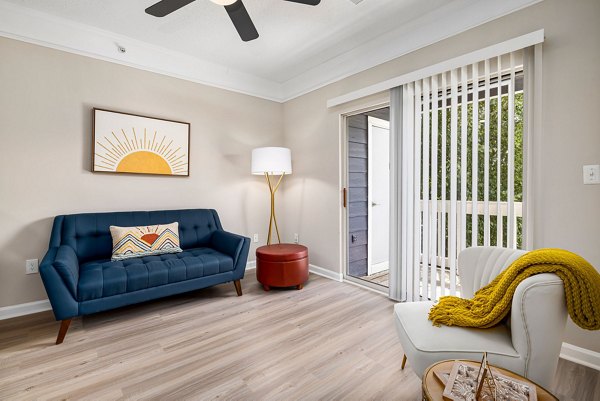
[145,0,321,42]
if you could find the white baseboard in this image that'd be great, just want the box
[309,264,343,282]
[0,299,52,320]
[246,260,256,270]
[560,342,600,371]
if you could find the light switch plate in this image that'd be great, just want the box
[583,165,600,185]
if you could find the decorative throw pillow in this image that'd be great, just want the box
[109,222,183,261]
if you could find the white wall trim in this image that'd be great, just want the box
[309,264,343,282]
[245,260,257,270]
[327,29,545,108]
[0,0,541,103]
[560,342,600,372]
[0,299,52,320]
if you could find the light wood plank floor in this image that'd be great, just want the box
[0,274,598,400]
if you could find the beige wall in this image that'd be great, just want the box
[0,37,283,308]
[282,0,600,352]
[1,0,599,353]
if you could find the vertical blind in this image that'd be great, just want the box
[397,50,526,302]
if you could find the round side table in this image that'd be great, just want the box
[422,360,558,401]
[256,244,309,291]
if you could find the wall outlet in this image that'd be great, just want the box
[583,165,600,185]
[253,233,259,243]
[26,259,39,274]
[294,233,299,244]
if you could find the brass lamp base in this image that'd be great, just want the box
[265,172,285,245]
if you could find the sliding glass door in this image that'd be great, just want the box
[345,107,390,289]
[389,50,530,302]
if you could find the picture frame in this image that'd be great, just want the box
[92,108,191,176]
[442,358,537,401]
[443,359,497,401]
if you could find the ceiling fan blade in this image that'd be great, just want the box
[283,0,321,5]
[225,1,259,42]
[145,0,196,17]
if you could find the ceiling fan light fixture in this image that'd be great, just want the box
[210,0,237,5]
[146,0,321,43]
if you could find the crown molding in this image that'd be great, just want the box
[0,2,283,101]
[281,0,543,102]
[0,0,541,103]
[327,29,544,108]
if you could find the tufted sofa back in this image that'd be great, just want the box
[48,209,223,263]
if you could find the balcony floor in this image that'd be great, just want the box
[362,270,389,287]
[357,267,462,297]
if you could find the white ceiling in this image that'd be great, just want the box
[2,0,449,82]
[0,0,542,101]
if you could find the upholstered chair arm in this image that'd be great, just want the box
[509,273,567,388]
[210,230,250,275]
[39,245,80,321]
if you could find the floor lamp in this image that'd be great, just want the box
[251,147,292,245]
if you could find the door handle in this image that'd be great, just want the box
[351,234,357,243]
[372,202,379,207]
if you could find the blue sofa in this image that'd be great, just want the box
[40,209,250,344]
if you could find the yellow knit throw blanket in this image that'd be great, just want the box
[428,248,600,330]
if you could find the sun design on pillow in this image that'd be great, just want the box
[134,225,166,246]
[94,128,187,175]
[140,232,159,246]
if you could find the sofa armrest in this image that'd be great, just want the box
[210,230,250,276]
[39,246,80,321]
[211,230,249,265]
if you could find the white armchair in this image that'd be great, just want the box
[393,246,567,388]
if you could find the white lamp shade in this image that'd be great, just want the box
[251,147,292,175]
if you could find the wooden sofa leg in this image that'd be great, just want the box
[401,354,407,369]
[56,319,72,345]
[233,280,242,296]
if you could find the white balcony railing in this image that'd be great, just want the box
[420,199,522,258]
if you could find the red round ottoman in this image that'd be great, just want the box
[256,244,309,291]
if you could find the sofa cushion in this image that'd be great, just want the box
[77,247,234,301]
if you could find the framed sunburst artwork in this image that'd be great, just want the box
[92,108,190,176]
